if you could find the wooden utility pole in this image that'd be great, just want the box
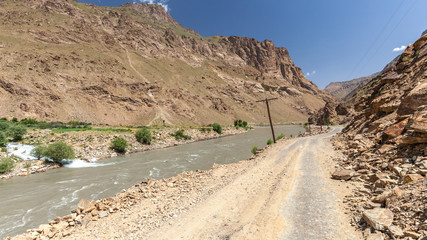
[256,97,278,143]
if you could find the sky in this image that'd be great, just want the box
[80,0,427,89]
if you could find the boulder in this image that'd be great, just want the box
[397,82,427,116]
[383,119,408,138]
[331,169,355,180]
[362,208,394,230]
[387,225,404,238]
[403,174,424,183]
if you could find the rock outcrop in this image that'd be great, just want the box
[0,0,334,125]
[331,33,427,239]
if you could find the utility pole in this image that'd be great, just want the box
[256,97,278,143]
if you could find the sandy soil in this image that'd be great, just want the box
[52,128,361,240]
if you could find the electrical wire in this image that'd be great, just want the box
[346,0,406,80]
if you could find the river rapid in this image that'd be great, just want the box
[0,125,304,238]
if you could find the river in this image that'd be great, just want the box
[0,125,304,238]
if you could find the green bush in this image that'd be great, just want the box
[0,122,10,131]
[171,130,191,140]
[111,137,128,153]
[234,120,248,128]
[8,126,27,141]
[212,123,222,134]
[251,146,258,154]
[31,145,47,160]
[44,141,75,162]
[0,157,14,173]
[267,139,273,145]
[135,128,152,145]
[0,132,7,147]
[276,133,285,141]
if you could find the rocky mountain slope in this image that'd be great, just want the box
[324,55,401,101]
[0,0,335,126]
[331,33,427,239]
[324,73,379,101]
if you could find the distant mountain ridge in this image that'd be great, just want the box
[0,0,335,125]
[324,55,400,101]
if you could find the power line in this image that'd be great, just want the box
[358,0,418,74]
[346,0,405,80]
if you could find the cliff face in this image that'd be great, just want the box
[0,0,334,125]
[343,33,427,145]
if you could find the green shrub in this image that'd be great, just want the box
[267,139,273,145]
[0,132,7,147]
[0,122,10,131]
[290,134,293,138]
[276,133,285,141]
[135,128,152,145]
[111,137,128,153]
[234,120,248,128]
[8,126,27,141]
[212,123,222,134]
[11,117,18,123]
[251,146,258,154]
[171,130,191,140]
[0,157,14,173]
[31,145,47,160]
[44,141,75,162]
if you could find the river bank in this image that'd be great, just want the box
[0,127,247,180]
[7,126,330,240]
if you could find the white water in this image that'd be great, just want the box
[64,160,116,169]
[6,144,114,169]
[6,144,37,160]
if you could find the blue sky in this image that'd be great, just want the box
[81,0,426,89]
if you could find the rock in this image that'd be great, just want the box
[99,211,108,218]
[387,225,404,238]
[371,187,402,203]
[52,221,68,232]
[403,174,424,183]
[362,208,394,230]
[332,169,355,180]
[366,233,384,240]
[404,231,421,239]
[36,224,51,234]
[77,198,95,213]
[384,119,408,138]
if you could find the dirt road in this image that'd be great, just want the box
[62,128,361,240]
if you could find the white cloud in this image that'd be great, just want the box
[392,45,406,52]
[306,70,316,77]
[140,0,169,12]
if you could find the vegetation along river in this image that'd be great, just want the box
[0,125,305,238]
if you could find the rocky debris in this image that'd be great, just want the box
[331,33,427,239]
[332,169,355,180]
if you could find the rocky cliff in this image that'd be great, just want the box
[330,33,427,239]
[0,0,334,125]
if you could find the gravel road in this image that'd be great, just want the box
[56,127,361,240]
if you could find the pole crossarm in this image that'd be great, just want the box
[256,97,278,103]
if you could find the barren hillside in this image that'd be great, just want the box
[0,0,335,126]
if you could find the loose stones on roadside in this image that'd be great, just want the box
[331,169,355,180]
[362,208,394,231]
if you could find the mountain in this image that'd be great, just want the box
[324,56,400,101]
[0,0,335,126]
[344,33,427,140]
[324,73,379,101]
